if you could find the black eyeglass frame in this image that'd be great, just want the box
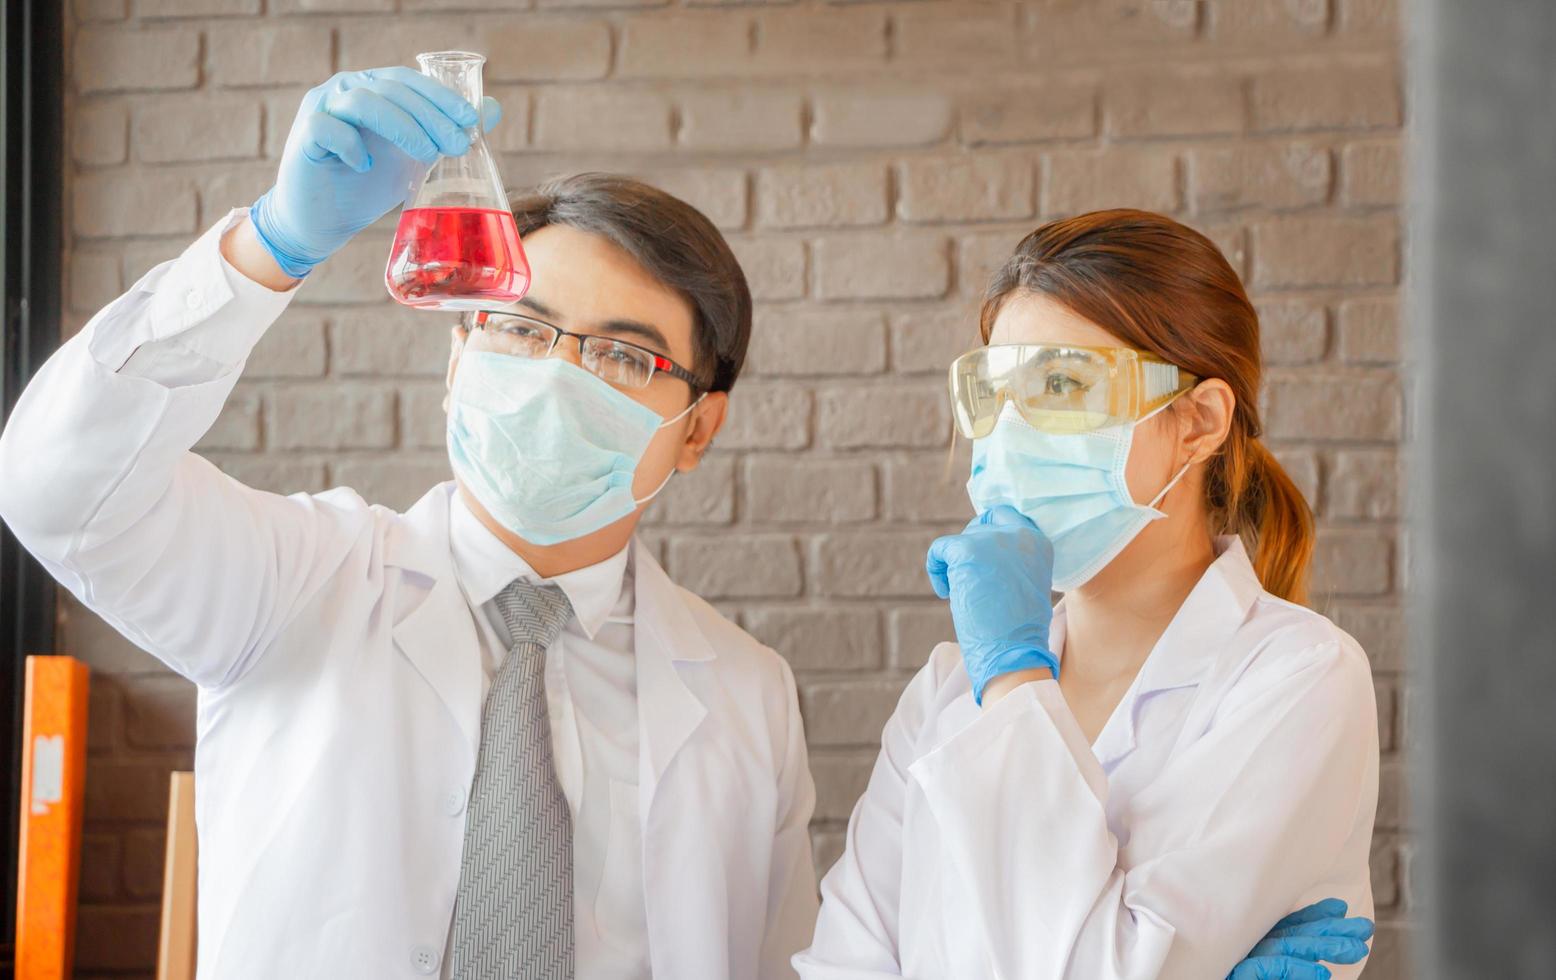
[469,309,706,392]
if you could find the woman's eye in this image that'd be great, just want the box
[602,346,637,364]
[1044,373,1088,395]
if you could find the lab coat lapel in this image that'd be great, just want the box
[385,485,484,766]
[631,538,714,804]
[1088,536,1263,767]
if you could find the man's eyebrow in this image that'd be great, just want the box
[596,318,671,354]
[515,295,559,319]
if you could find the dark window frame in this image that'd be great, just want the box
[1,0,63,972]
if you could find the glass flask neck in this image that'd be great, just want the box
[416,51,485,133]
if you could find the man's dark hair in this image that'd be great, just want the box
[508,173,752,394]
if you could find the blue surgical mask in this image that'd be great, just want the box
[447,352,700,546]
[966,402,1190,591]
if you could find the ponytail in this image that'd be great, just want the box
[1210,434,1314,605]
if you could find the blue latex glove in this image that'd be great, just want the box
[1227,899,1375,979]
[925,504,1058,704]
[250,68,502,278]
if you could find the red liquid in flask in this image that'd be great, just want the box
[385,207,529,310]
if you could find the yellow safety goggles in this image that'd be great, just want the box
[949,344,1200,438]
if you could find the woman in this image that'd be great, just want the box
[795,210,1380,979]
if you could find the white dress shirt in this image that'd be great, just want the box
[445,492,650,979]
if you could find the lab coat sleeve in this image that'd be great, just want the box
[0,211,364,689]
[761,654,822,980]
[793,651,945,979]
[908,640,1377,980]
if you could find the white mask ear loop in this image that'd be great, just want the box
[636,392,708,506]
[1139,391,1194,511]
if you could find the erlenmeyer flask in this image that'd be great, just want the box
[385,51,529,311]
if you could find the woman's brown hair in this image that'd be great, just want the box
[980,208,1315,604]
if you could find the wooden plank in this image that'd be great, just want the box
[14,655,90,980]
[156,772,198,980]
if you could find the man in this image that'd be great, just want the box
[0,67,1366,979]
[0,69,815,978]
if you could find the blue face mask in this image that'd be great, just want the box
[966,403,1190,591]
[447,352,700,546]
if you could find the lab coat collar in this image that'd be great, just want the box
[630,537,715,799]
[384,484,485,766]
[1075,535,1264,766]
[447,488,628,641]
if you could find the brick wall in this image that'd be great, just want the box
[58,0,1411,975]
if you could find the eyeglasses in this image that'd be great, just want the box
[467,310,704,391]
[949,343,1199,438]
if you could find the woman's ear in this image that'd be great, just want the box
[443,323,468,414]
[675,392,728,472]
[1176,378,1236,466]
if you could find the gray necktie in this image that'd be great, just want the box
[450,580,575,980]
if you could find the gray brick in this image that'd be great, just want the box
[1204,0,1329,40]
[667,535,802,598]
[641,453,736,526]
[894,3,1020,66]
[1328,602,1405,672]
[77,0,128,19]
[247,311,328,379]
[485,20,614,83]
[208,23,331,88]
[333,308,451,377]
[275,0,390,11]
[534,88,673,152]
[812,531,940,598]
[883,454,974,524]
[679,90,804,153]
[1337,295,1400,364]
[809,752,876,820]
[1272,447,1322,513]
[1250,215,1399,288]
[752,8,885,72]
[729,237,806,302]
[745,457,877,524]
[136,0,257,15]
[121,675,197,749]
[72,101,128,166]
[1311,528,1394,598]
[744,607,883,672]
[399,382,449,450]
[298,236,394,305]
[1263,372,1401,441]
[194,387,262,452]
[635,167,749,231]
[816,384,948,449]
[758,163,888,230]
[812,89,953,148]
[898,156,1035,224]
[1327,448,1400,520]
[718,382,811,450]
[889,309,981,374]
[211,455,329,496]
[746,309,887,377]
[268,384,395,450]
[961,83,1096,146]
[958,231,1023,297]
[1257,298,1329,365]
[800,678,908,747]
[1251,63,1403,132]
[618,13,752,78]
[1190,142,1332,212]
[1342,139,1403,207]
[136,96,261,164]
[1106,70,1246,138]
[75,27,199,93]
[888,604,955,671]
[1046,148,1180,216]
[73,173,197,238]
[813,234,949,301]
[69,251,124,314]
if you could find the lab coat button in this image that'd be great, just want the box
[442,789,466,816]
[409,944,440,975]
[184,290,200,310]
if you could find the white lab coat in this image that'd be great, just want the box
[0,215,819,979]
[795,537,1379,980]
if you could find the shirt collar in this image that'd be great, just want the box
[448,488,630,640]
